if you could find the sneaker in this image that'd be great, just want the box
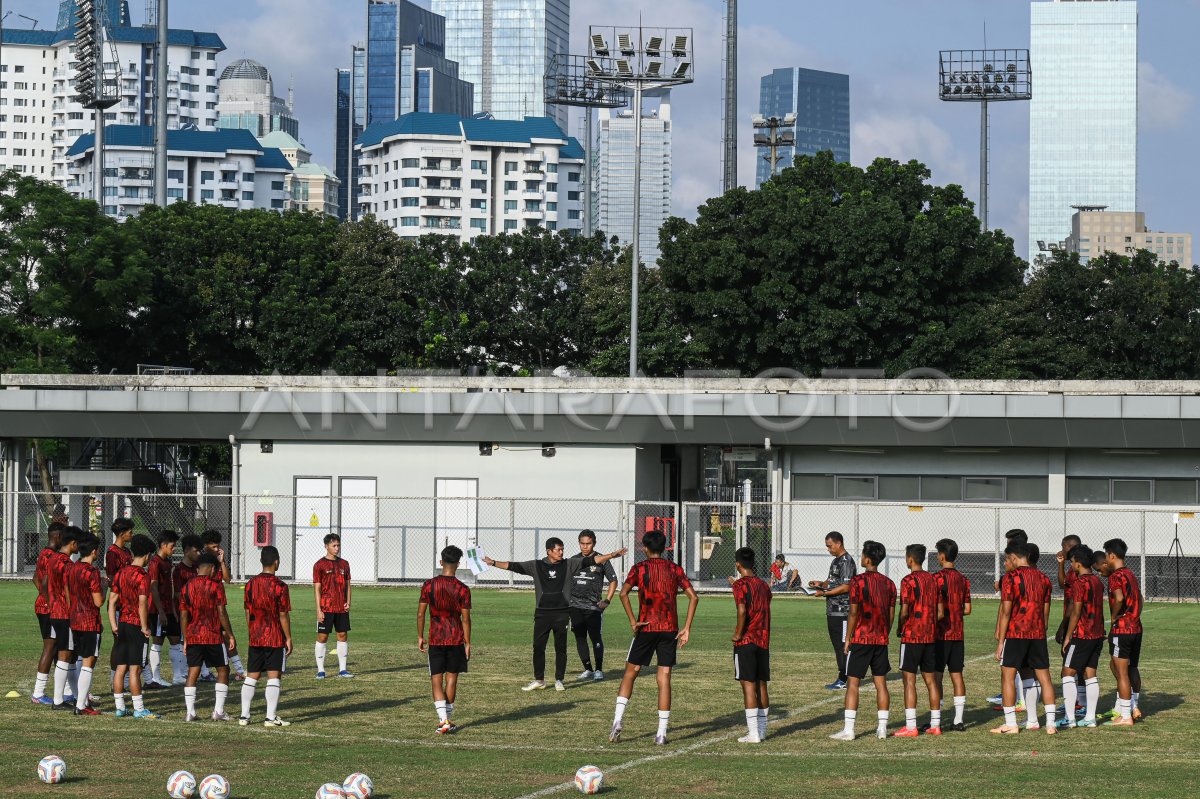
[593,671,605,682]
[825,680,848,690]
[337,670,354,679]
[436,719,457,735]
[30,695,52,706]
[990,725,1019,734]
[927,727,943,736]
[1015,702,1026,714]
[142,681,165,691]
[211,711,232,721]
[951,722,967,732]
[1097,709,1119,721]
[608,721,622,743]
[986,694,1003,705]
[62,694,76,704]
[554,681,566,692]
[263,717,291,727]
[1055,717,1076,730]
[577,670,594,681]
[654,734,667,746]
[829,730,856,741]
[51,702,74,711]
[893,727,920,738]
[521,680,546,692]
[238,717,250,727]
[184,712,198,722]
[73,706,101,716]
[1076,718,1098,728]
[1076,706,1087,719]
[737,734,762,743]
[1107,717,1135,727]
[114,708,130,718]
[315,671,326,680]
[133,709,158,719]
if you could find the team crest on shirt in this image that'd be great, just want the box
[548,570,557,578]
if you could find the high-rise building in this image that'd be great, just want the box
[1029,0,1137,264]
[431,0,569,129]
[754,67,849,188]
[217,58,300,139]
[259,131,341,218]
[1063,207,1192,267]
[597,92,672,266]
[335,46,368,220]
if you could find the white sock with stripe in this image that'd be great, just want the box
[76,667,94,711]
[953,695,966,725]
[656,710,670,737]
[68,660,80,697]
[33,672,49,699]
[241,677,258,718]
[184,686,197,717]
[1084,677,1100,721]
[52,661,71,705]
[265,678,281,720]
[905,707,917,730]
[759,707,768,738]
[613,696,629,724]
[1023,680,1039,724]
[148,644,162,683]
[744,708,758,738]
[435,700,448,723]
[336,641,349,672]
[315,642,328,673]
[842,709,857,735]
[1061,680,1078,725]
[214,683,229,715]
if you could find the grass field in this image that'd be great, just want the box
[1,581,1199,799]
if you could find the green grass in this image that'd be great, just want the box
[1,582,1199,798]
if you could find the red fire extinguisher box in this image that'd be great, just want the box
[253,512,273,547]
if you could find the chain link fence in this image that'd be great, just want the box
[2,491,1198,600]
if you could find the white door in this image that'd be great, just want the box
[294,478,332,580]
[339,478,377,583]
[435,478,478,567]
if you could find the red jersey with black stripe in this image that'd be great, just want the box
[1002,565,1051,639]
[245,573,291,648]
[180,575,227,645]
[105,544,132,583]
[420,575,472,646]
[148,554,175,616]
[1069,573,1106,640]
[69,561,103,633]
[732,576,771,649]
[113,564,151,626]
[1108,567,1143,635]
[34,547,55,614]
[849,571,896,646]
[173,560,198,599]
[46,551,73,620]
[625,558,693,633]
[313,557,351,613]
[935,568,971,642]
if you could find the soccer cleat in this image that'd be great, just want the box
[1045,725,1057,735]
[608,721,622,743]
[593,670,605,682]
[1025,722,1041,731]
[238,717,250,726]
[1076,718,1098,728]
[62,694,76,704]
[893,726,920,738]
[31,695,52,706]
[554,681,566,692]
[114,708,131,718]
[337,670,355,679]
[1055,717,1076,730]
[986,694,1003,705]
[51,702,74,711]
[436,719,457,735]
[1107,717,1135,727]
[876,726,887,739]
[522,680,546,692]
[926,727,943,736]
[951,722,968,732]
[133,709,158,719]
[654,734,667,746]
[825,680,848,690]
[142,681,165,691]
[577,670,594,681]
[990,725,1020,734]
[829,730,855,741]
[315,671,327,680]
[1076,706,1087,719]
[1015,702,1026,713]
[73,706,101,716]
[263,716,291,727]
[737,734,762,743]
[184,712,198,722]
[1132,708,1144,722]
[211,711,232,722]
[1097,709,1119,721]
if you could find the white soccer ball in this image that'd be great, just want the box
[167,770,197,799]
[37,755,66,784]
[343,773,374,799]
[197,774,230,799]
[575,765,604,795]
[316,783,347,799]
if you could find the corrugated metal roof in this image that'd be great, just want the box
[358,114,465,148]
[66,126,291,172]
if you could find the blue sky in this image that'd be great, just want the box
[8,0,1197,258]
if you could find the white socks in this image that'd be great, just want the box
[1117,697,1132,720]
[148,644,162,683]
[265,678,281,720]
[436,700,449,723]
[315,642,328,673]
[241,678,258,718]
[905,707,917,730]
[930,709,941,729]
[876,710,889,736]
[1023,680,1039,725]
[1132,691,1140,712]
[656,710,670,737]
[184,686,197,716]
[76,667,94,711]
[1084,678,1100,721]
[69,661,80,697]
[336,641,349,673]
[613,696,629,724]
[132,693,145,712]
[744,708,758,738]
[1062,679,1078,726]
[214,683,229,715]
[843,709,857,735]
[114,691,127,712]
[446,702,455,719]
[169,644,185,681]
[33,671,49,699]
[759,707,768,739]
[1003,706,1017,728]
[53,661,71,705]
[1045,703,1057,727]
[953,695,966,725]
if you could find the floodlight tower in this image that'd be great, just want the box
[721,0,736,193]
[587,26,694,378]
[74,0,120,206]
[938,49,1030,230]
[544,55,630,237]
[752,113,796,179]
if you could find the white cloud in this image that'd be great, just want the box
[1139,61,1193,131]
[852,111,971,188]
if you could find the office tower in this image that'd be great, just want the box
[431,0,569,129]
[1029,0,1137,263]
[217,59,300,139]
[754,67,849,187]
[597,91,672,266]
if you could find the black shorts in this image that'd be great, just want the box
[428,644,469,675]
[186,643,229,670]
[899,641,938,674]
[247,646,286,674]
[115,622,148,667]
[72,630,103,660]
[846,643,890,679]
[37,612,52,640]
[1110,633,1142,667]
[626,631,678,668]
[1063,637,1104,672]
[48,618,73,653]
[1001,638,1050,671]
[935,639,965,673]
[733,644,770,683]
[150,613,181,639]
[317,612,351,635]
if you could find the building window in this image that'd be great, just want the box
[242,191,254,201]
[401,217,419,227]
[402,178,419,188]
[567,171,580,182]
[504,180,517,192]
[271,180,285,191]
[270,199,284,209]
[547,182,558,193]
[547,163,558,174]
[567,210,581,220]
[401,158,419,168]
[504,162,518,174]
[167,188,184,199]
[504,200,517,212]
[524,200,540,212]
[471,159,487,172]
[200,170,214,183]
[836,476,877,500]
[504,220,518,231]
[167,169,184,182]
[243,173,254,183]
[547,202,557,212]
[201,189,214,200]
[401,197,419,207]
[470,218,487,231]
[470,198,487,210]
[567,191,580,201]
[470,179,487,191]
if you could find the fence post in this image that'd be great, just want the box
[508,499,516,588]
[852,503,860,555]
[1140,511,1147,598]
[994,508,1002,592]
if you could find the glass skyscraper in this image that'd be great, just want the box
[431,0,569,129]
[755,68,850,188]
[1029,0,1137,264]
[597,92,672,266]
[335,45,367,221]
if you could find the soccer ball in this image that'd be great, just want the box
[316,783,347,799]
[197,774,230,799]
[37,755,66,784]
[343,773,374,799]
[575,765,604,795]
[167,770,198,798]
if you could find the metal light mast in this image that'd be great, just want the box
[721,0,736,193]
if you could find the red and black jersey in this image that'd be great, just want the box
[935,568,971,642]
[1069,573,1106,640]
[625,558,693,633]
[34,547,55,614]
[848,571,896,646]
[314,557,351,613]
[148,554,175,616]
[732,576,771,649]
[105,544,132,583]
[1063,569,1078,596]
[245,573,291,648]
[899,570,939,644]
[173,560,198,599]
[46,551,73,620]
[180,575,227,645]
[1108,567,1143,635]
[1003,565,1051,639]
[420,575,472,646]
[68,561,103,633]
[113,564,151,626]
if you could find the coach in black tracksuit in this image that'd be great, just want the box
[485,537,625,689]
[808,531,856,689]
[569,530,618,680]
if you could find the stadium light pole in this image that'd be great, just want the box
[938,49,1030,231]
[751,112,796,179]
[154,0,168,206]
[587,26,694,378]
[75,0,119,207]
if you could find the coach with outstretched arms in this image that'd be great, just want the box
[808,531,857,690]
[484,538,626,692]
